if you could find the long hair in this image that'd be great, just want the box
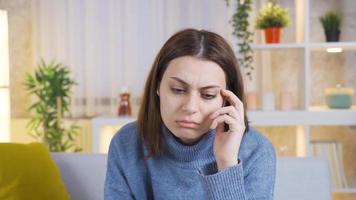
[137,29,249,157]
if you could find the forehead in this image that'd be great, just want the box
[163,56,226,87]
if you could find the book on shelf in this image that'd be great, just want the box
[311,141,348,189]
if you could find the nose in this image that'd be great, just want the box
[182,93,199,114]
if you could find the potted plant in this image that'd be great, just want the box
[319,11,342,42]
[256,2,290,43]
[24,60,81,152]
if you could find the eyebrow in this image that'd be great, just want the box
[169,77,221,90]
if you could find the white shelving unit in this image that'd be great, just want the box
[251,0,356,195]
[248,106,356,126]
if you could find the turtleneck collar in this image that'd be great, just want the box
[161,125,216,168]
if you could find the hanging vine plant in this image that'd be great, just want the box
[225,0,254,80]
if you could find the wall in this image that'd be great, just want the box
[0,0,33,118]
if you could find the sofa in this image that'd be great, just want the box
[0,142,331,200]
[52,153,331,200]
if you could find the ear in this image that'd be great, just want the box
[156,89,160,96]
[156,82,162,96]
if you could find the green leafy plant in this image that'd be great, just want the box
[24,60,81,152]
[319,11,341,31]
[256,2,290,29]
[225,0,254,80]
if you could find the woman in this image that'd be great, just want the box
[105,29,276,200]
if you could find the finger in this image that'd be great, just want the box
[221,89,243,110]
[210,106,238,119]
[210,114,237,130]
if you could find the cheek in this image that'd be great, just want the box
[202,98,224,116]
[159,92,179,115]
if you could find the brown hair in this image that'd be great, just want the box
[137,29,249,157]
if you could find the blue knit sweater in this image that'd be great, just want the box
[104,122,276,200]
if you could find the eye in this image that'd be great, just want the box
[201,93,217,100]
[171,87,186,94]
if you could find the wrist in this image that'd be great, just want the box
[217,159,238,171]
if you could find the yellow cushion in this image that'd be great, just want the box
[0,143,70,200]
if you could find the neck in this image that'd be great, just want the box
[161,125,216,168]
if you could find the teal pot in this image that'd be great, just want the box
[326,94,352,109]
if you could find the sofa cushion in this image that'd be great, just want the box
[0,143,69,200]
[52,153,107,200]
[274,157,331,200]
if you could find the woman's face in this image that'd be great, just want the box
[158,56,226,144]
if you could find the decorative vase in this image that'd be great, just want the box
[264,27,281,43]
[246,92,258,110]
[324,29,340,42]
[262,92,275,111]
[280,91,293,110]
[118,92,132,116]
[324,84,354,109]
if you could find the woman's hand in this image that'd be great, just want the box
[210,89,246,171]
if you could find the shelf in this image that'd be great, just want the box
[309,105,356,111]
[247,106,356,126]
[252,42,356,51]
[91,106,356,133]
[332,188,356,193]
[251,43,305,50]
[91,116,136,126]
[309,42,356,51]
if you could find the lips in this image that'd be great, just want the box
[176,120,200,129]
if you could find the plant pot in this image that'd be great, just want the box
[324,29,340,42]
[264,27,281,43]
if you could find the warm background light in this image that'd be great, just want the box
[0,9,10,142]
[99,125,120,153]
[326,47,343,53]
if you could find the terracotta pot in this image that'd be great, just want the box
[264,27,281,43]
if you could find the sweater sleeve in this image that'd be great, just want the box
[198,144,276,200]
[104,135,134,200]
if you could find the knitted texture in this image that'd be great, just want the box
[104,122,275,200]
